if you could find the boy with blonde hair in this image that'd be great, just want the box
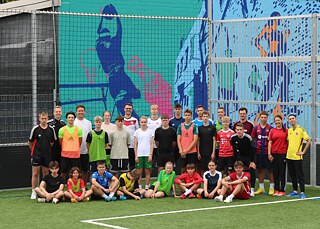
[86,116,109,172]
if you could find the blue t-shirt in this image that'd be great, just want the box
[169,117,185,130]
[192,118,213,127]
[92,171,113,188]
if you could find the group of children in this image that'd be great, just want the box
[35,159,251,204]
[31,103,311,203]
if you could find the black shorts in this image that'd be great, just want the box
[31,154,51,167]
[217,156,235,172]
[149,185,167,197]
[238,157,251,170]
[124,191,141,199]
[109,159,129,173]
[157,154,174,167]
[89,161,98,173]
[80,154,89,172]
[60,157,81,174]
[256,154,272,169]
[199,155,212,171]
[128,148,135,170]
[200,190,219,199]
[178,152,197,168]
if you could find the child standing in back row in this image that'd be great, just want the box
[134,116,154,190]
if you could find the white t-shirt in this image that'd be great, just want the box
[147,117,161,148]
[134,128,154,157]
[123,116,139,148]
[74,118,92,155]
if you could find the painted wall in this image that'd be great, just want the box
[58,0,204,121]
[209,0,320,134]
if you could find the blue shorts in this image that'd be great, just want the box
[256,154,272,169]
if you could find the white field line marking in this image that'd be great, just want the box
[81,197,320,228]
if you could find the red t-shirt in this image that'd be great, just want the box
[67,178,85,197]
[174,172,203,184]
[216,129,234,157]
[268,128,288,154]
[229,171,251,199]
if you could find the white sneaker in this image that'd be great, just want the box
[250,191,255,197]
[214,196,223,202]
[37,198,46,203]
[224,196,233,203]
[52,198,59,204]
[31,191,37,200]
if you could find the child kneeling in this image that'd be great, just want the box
[116,169,146,200]
[145,161,177,198]
[214,161,251,203]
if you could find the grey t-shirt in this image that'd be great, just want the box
[109,128,131,159]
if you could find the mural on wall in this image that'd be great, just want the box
[209,0,320,131]
[59,0,204,121]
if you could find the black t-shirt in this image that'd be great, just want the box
[43,174,64,193]
[198,125,216,156]
[47,119,66,153]
[154,127,177,155]
[29,125,56,156]
[230,134,256,162]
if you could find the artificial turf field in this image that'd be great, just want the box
[1,185,320,229]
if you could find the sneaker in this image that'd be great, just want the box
[189,193,195,199]
[104,196,111,202]
[278,192,286,196]
[224,196,233,203]
[180,194,186,199]
[119,196,127,201]
[273,190,280,196]
[269,188,275,195]
[196,194,202,199]
[37,198,46,203]
[52,198,59,204]
[287,191,298,197]
[71,198,77,203]
[299,193,306,199]
[214,196,223,202]
[31,191,37,200]
[250,191,255,197]
[254,188,264,195]
[82,197,90,202]
[111,196,117,201]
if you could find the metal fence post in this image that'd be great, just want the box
[207,0,213,116]
[31,12,37,125]
[310,13,318,186]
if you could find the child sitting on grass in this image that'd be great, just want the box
[64,167,93,202]
[116,169,146,200]
[214,160,251,203]
[91,160,119,202]
[35,161,64,204]
[174,163,203,199]
[144,161,177,198]
[196,160,222,199]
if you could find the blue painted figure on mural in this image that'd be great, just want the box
[96,4,140,118]
[254,12,292,111]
